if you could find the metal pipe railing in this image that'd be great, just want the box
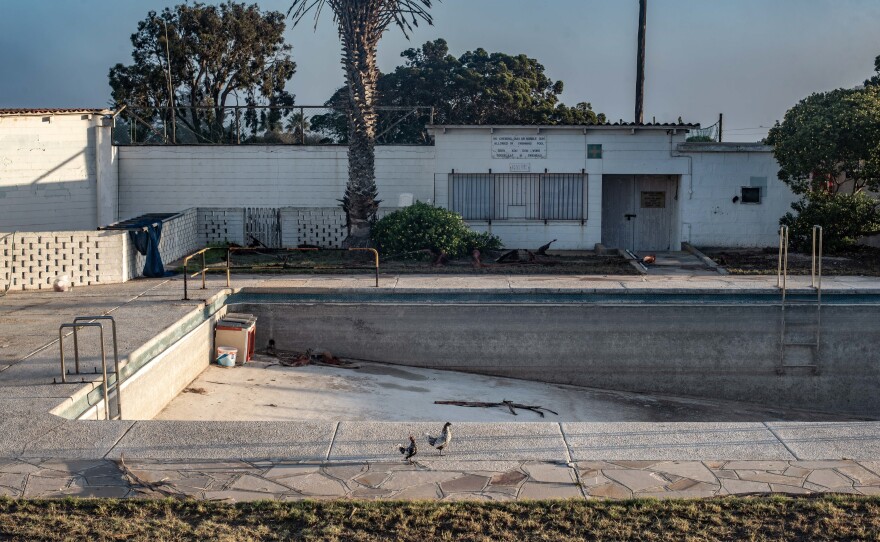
[777,225,789,300]
[182,247,230,300]
[226,246,381,288]
[73,316,122,419]
[811,225,823,291]
[59,322,110,420]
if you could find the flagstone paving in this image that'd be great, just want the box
[2,458,880,501]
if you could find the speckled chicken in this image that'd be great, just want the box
[424,422,453,456]
[398,435,417,462]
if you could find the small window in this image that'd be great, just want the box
[741,186,761,204]
[587,144,603,159]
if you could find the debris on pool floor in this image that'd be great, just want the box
[157,356,854,422]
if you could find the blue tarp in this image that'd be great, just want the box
[128,221,172,277]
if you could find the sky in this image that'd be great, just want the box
[1,0,878,141]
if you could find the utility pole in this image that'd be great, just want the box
[163,19,177,144]
[635,0,647,124]
[718,113,723,142]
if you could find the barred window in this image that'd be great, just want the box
[449,173,585,221]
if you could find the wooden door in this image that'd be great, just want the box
[633,177,673,251]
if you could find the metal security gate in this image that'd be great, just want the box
[449,173,585,221]
[601,175,676,251]
[245,208,281,248]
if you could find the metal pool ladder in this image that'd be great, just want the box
[57,315,122,420]
[776,225,822,374]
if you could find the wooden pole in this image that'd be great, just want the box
[635,0,647,124]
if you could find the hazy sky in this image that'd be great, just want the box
[1,0,878,141]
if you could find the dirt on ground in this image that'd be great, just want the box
[199,248,638,276]
[701,245,880,276]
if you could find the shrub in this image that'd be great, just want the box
[372,202,503,259]
[780,191,880,252]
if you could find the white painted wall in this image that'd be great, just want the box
[430,126,691,249]
[118,145,435,217]
[0,113,102,231]
[678,144,797,247]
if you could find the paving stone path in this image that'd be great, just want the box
[3,458,880,501]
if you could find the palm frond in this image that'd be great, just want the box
[289,0,435,36]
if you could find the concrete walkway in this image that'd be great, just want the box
[3,457,880,501]
[1,272,879,501]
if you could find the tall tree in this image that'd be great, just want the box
[288,0,435,246]
[766,86,880,195]
[312,39,605,143]
[866,54,880,87]
[110,2,296,143]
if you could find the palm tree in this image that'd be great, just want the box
[288,0,435,246]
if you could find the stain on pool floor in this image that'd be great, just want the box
[156,356,857,423]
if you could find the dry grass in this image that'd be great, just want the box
[187,249,637,276]
[1,496,879,541]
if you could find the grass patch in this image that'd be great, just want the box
[1,496,879,541]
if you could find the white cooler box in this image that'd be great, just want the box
[215,313,257,364]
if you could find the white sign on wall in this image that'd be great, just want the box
[509,162,531,172]
[491,135,547,159]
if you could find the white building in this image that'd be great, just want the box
[429,125,794,250]
[1,109,795,253]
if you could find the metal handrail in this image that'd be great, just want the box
[776,225,789,300]
[226,246,380,287]
[59,322,112,420]
[811,225,823,291]
[182,247,230,300]
[73,316,122,419]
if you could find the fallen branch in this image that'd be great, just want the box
[115,454,187,499]
[268,348,360,369]
[435,400,559,418]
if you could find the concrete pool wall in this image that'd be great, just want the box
[234,300,880,417]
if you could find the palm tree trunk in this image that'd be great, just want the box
[340,30,380,247]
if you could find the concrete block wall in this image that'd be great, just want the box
[198,208,245,246]
[0,230,126,290]
[280,207,347,248]
[0,113,102,231]
[125,208,200,279]
[117,146,435,217]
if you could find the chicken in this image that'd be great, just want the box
[536,239,557,256]
[424,422,453,456]
[398,435,417,462]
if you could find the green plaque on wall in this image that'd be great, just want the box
[587,144,603,159]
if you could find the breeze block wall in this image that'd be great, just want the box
[198,208,246,246]
[0,230,127,290]
[125,208,200,279]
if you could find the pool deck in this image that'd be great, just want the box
[1,272,880,501]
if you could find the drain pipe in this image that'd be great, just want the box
[0,231,15,297]
[669,132,693,199]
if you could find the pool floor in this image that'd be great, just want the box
[157,356,855,423]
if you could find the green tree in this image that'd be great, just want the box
[288,0,435,247]
[766,86,880,195]
[865,54,880,87]
[110,2,296,143]
[312,39,605,143]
